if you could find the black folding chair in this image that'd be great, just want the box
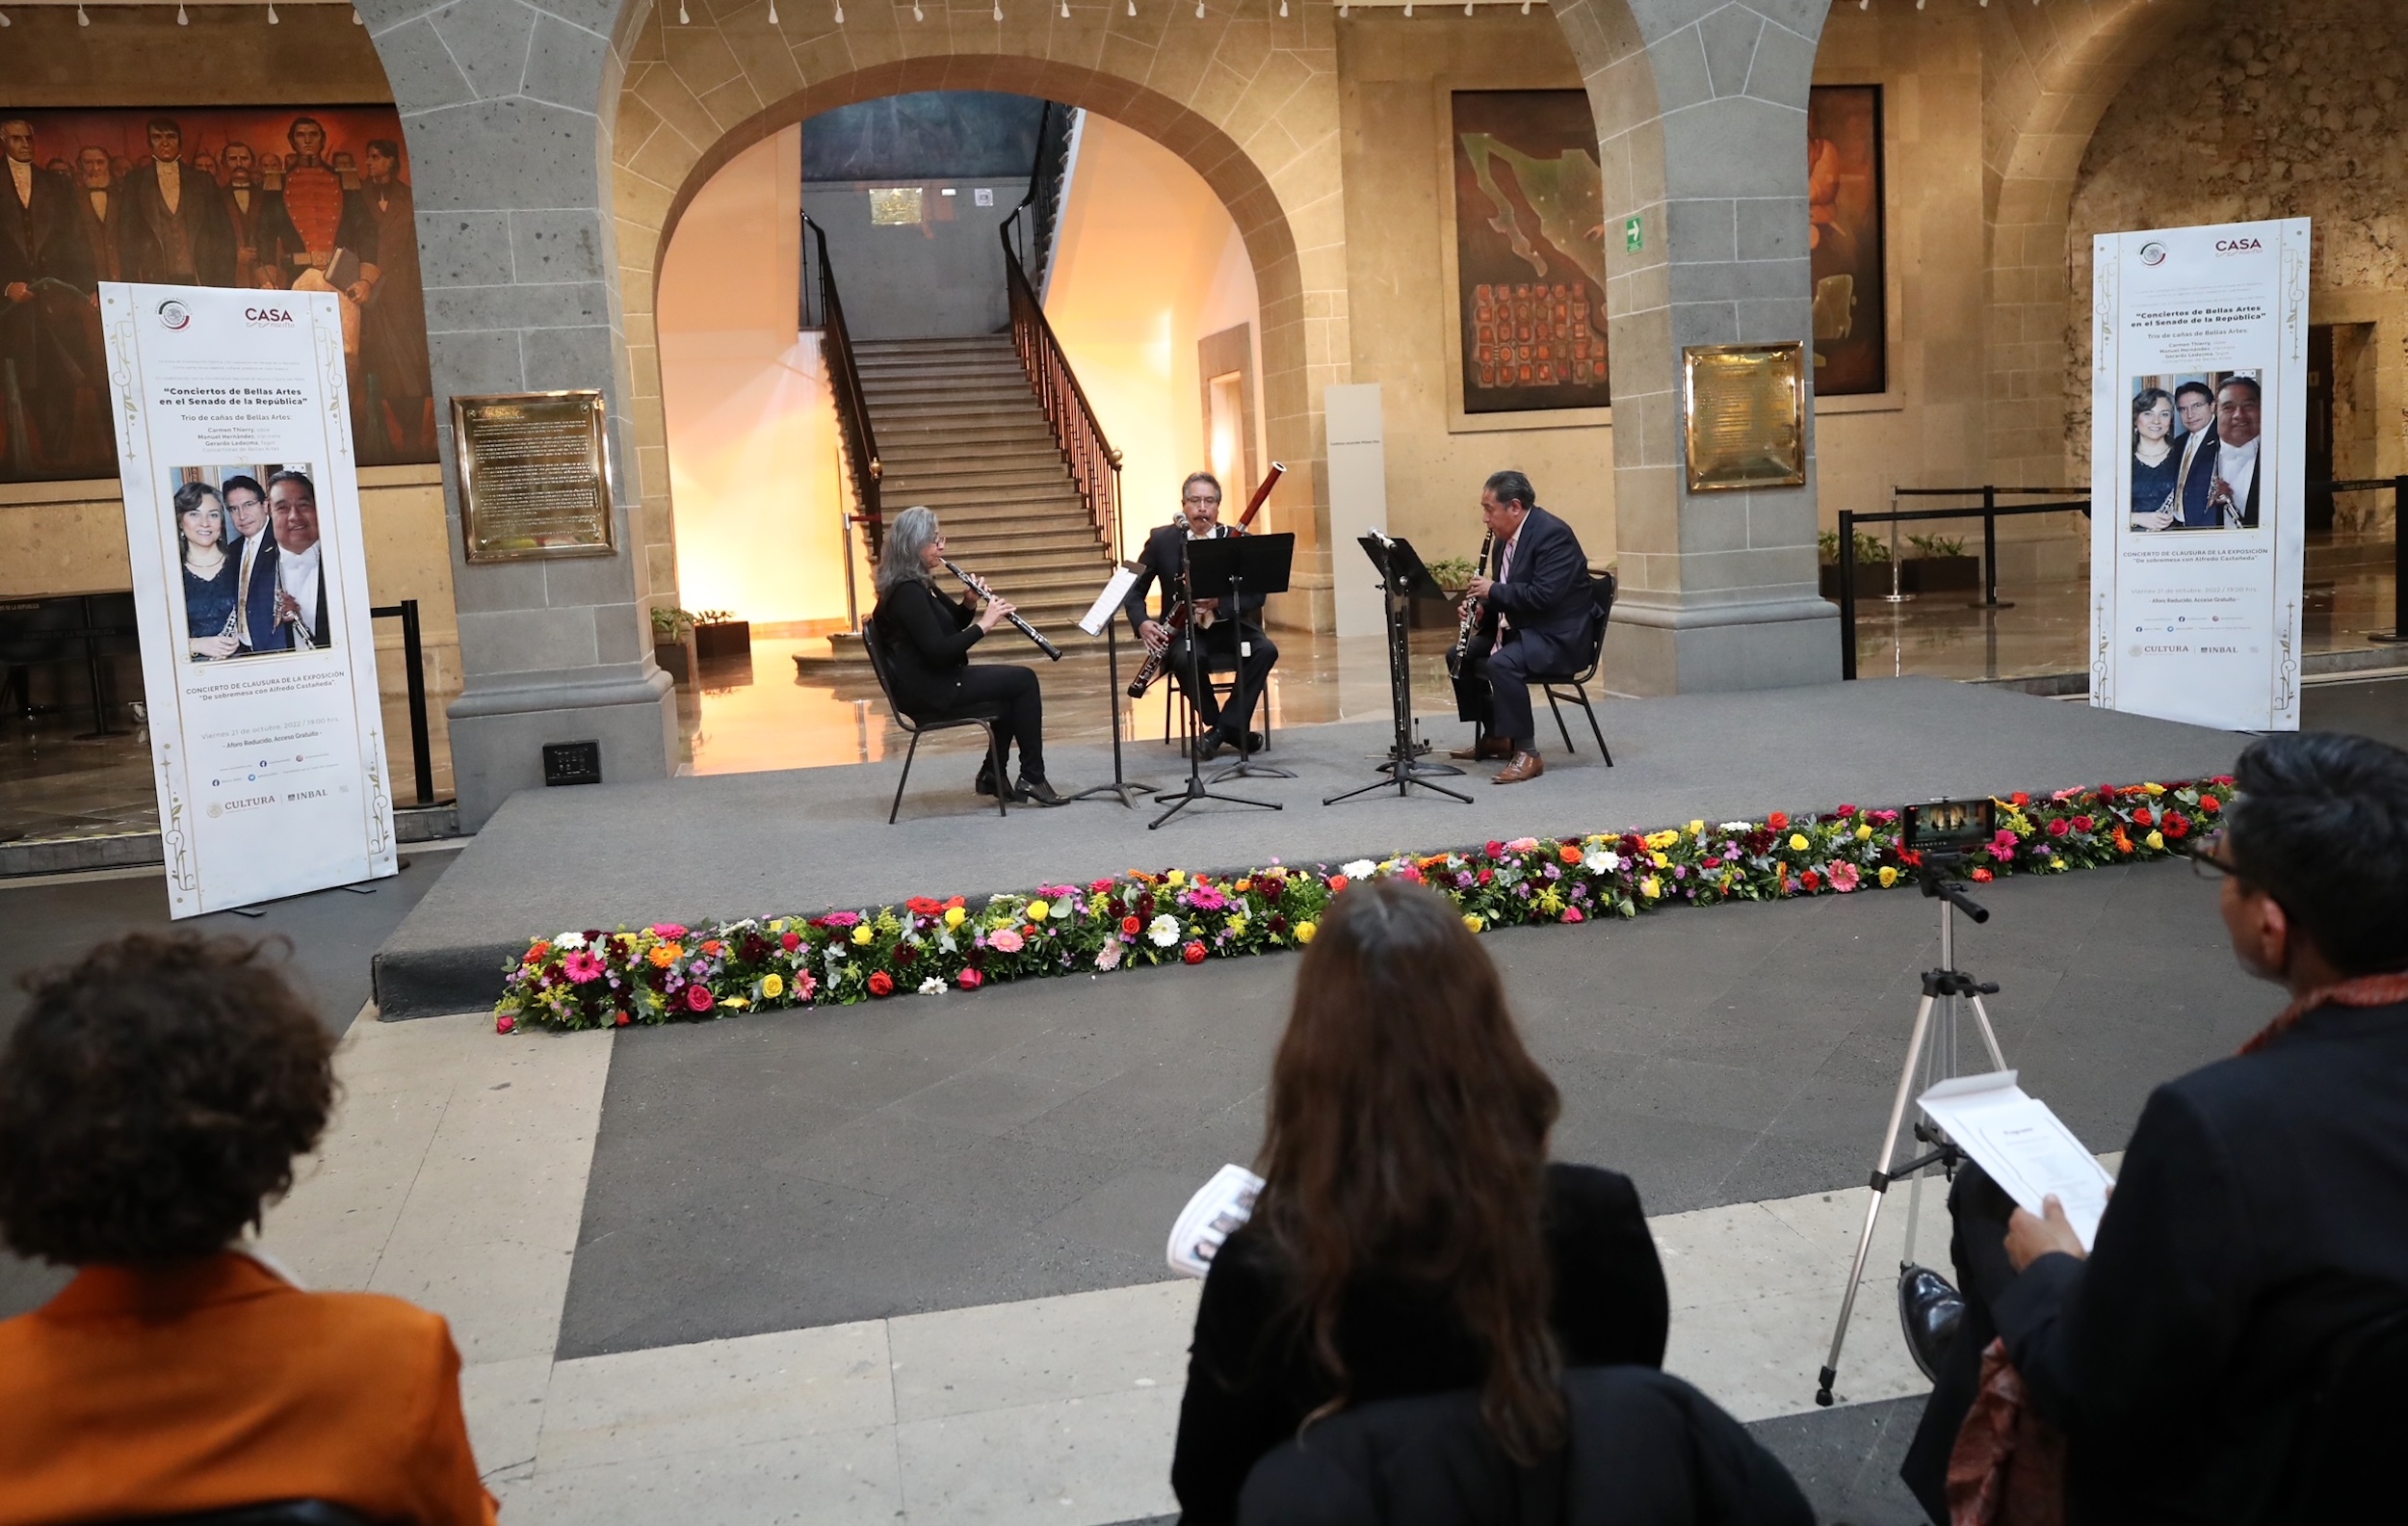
[1530,568,1616,766]
[1158,649,1273,757]
[859,616,1008,824]
[2280,1303,2408,1521]
[115,1503,373,1525]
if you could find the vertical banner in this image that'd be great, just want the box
[101,282,398,916]
[2090,219,2309,731]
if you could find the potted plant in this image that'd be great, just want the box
[693,608,751,661]
[1417,554,1478,631]
[651,606,696,683]
[1818,530,1890,599]
[1898,534,1980,593]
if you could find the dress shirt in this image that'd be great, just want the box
[2214,435,2261,525]
[157,158,182,216]
[7,158,31,208]
[279,540,324,642]
[89,189,110,223]
[1490,525,1520,652]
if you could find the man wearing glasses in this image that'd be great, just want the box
[1123,472,1278,759]
[1899,731,2408,1521]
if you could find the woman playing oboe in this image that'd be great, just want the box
[871,505,1063,805]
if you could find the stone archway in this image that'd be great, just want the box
[607,6,1344,624]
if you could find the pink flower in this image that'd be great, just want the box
[957,967,984,990]
[989,928,1025,954]
[562,951,605,984]
[685,985,716,1013]
[648,923,688,939]
[495,1014,515,1034]
[1185,883,1227,911]
[794,971,817,1001]
[1561,907,1584,924]
[1829,861,1861,893]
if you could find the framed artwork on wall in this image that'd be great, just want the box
[1807,85,1888,398]
[1448,90,1611,420]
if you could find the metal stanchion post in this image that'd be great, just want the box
[2373,476,2407,645]
[1839,508,1858,681]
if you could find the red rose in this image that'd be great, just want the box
[1327,875,1349,893]
[1971,867,1995,882]
[615,1011,631,1027]
[1484,840,1505,858]
[868,971,895,997]
[780,931,802,952]
[957,967,984,990]
[1121,915,1141,935]
[2010,791,2031,807]
[1800,870,1821,893]
[946,895,967,909]
[1836,803,1856,817]
[495,1014,516,1034]
[2200,795,2221,814]
[1768,812,1791,831]
[2133,806,2154,827]
[1478,867,1495,885]
[1090,878,1115,893]
[685,986,715,1012]
[2072,814,2095,832]
[2047,818,2071,838]
[1183,941,1207,965]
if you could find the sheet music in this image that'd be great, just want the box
[1918,1070,2117,1250]
[1080,565,1141,637]
[1166,1163,1265,1277]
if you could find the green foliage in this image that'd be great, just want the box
[1818,530,1892,566]
[1907,534,1968,560]
[650,607,696,639]
[1426,556,1477,591]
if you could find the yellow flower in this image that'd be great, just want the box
[1688,819,1706,836]
[1536,888,1563,913]
[1856,824,1873,841]
[1463,913,1483,934]
[1227,917,1247,939]
[1878,865,1899,888]
[851,925,874,946]
[2145,829,2165,851]
[1645,829,1680,851]
[1789,832,1810,853]
[1296,920,1317,944]
[1166,870,1187,887]
[944,907,965,929]
[723,994,750,1010]
[1649,851,1669,869]
[1028,899,1052,922]
[1640,875,1662,900]
[2143,782,2166,797]
[760,973,785,999]
[768,919,787,934]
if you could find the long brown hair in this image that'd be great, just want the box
[1255,877,1566,1460]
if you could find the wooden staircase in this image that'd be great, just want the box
[851,334,1115,647]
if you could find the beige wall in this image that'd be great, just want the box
[1,3,392,108]
[1045,115,1264,559]
[0,466,462,697]
[1334,13,1616,573]
[657,126,851,629]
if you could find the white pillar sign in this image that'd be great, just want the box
[101,283,399,915]
[2089,219,2308,731]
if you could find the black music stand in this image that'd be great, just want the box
[1326,533,1473,806]
[1069,566,1155,810]
[1149,533,1292,829]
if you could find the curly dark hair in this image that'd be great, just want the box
[0,933,334,1265]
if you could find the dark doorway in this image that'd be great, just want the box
[2308,325,2336,531]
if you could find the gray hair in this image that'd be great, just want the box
[876,506,941,598]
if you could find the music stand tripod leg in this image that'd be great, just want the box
[1150,575,1282,829]
[1070,618,1155,807]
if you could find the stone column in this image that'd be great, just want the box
[363,0,674,829]
[1570,0,1841,694]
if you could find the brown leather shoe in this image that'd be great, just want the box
[1450,736,1514,761]
[1492,750,1544,785]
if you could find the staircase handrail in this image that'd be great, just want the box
[800,211,883,561]
[1001,202,1121,559]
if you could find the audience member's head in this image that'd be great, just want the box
[2220,732,2408,983]
[1257,878,1564,1460]
[0,934,332,1266]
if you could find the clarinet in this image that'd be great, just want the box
[940,557,1062,661]
[1448,525,1496,675]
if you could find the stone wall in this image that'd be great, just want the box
[2067,0,2408,501]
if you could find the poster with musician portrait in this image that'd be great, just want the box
[103,281,396,915]
[1450,91,1611,415]
[2090,218,2308,732]
[0,104,434,484]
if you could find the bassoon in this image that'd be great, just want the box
[1127,461,1284,699]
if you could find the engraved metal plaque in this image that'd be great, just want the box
[454,390,615,563]
[1682,342,1807,493]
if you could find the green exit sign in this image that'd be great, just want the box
[1624,215,1643,254]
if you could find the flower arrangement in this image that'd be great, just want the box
[492,777,2232,1034]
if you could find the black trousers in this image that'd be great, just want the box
[1899,1163,2022,1524]
[913,663,1047,779]
[1458,632,1543,750]
[1170,620,1276,740]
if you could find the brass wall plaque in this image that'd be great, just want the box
[1682,342,1807,492]
[454,390,615,563]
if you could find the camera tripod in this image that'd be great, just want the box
[1814,855,2008,1408]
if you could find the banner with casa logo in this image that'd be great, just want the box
[2089,219,2308,732]
[101,283,398,915]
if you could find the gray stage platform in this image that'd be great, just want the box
[374,678,2244,1017]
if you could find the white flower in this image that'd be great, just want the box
[918,976,948,995]
[1720,820,1753,831]
[1148,912,1180,948]
[1096,941,1123,971]
[1584,850,1620,874]
[553,932,587,950]
[1341,858,1377,880]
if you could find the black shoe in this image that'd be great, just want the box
[1015,774,1065,806]
[974,760,1003,797]
[1898,1264,1965,1382]
[1229,728,1266,755]
[1195,730,1225,761]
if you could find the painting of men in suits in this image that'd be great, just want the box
[1,116,100,477]
[116,118,234,286]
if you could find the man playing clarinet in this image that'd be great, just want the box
[1452,469,1591,785]
[1123,472,1279,759]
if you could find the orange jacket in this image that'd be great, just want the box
[0,1251,498,1526]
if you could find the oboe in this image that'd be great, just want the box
[940,557,1062,661]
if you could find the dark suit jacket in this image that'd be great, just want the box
[1992,997,2408,1522]
[1478,506,1591,670]
[223,185,303,289]
[1172,1163,1669,1526]
[1,163,90,292]
[1235,1366,1811,1526]
[2175,430,2261,530]
[1122,520,1269,641]
[70,184,120,286]
[241,539,331,653]
[871,576,984,716]
[115,159,233,286]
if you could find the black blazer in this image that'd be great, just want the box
[1990,998,2408,1522]
[873,576,985,716]
[1172,1163,1668,1526]
[241,539,332,653]
[115,159,233,286]
[1122,520,1267,640]
[1480,507,1592,664]
[1235,1366,1811,1526]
